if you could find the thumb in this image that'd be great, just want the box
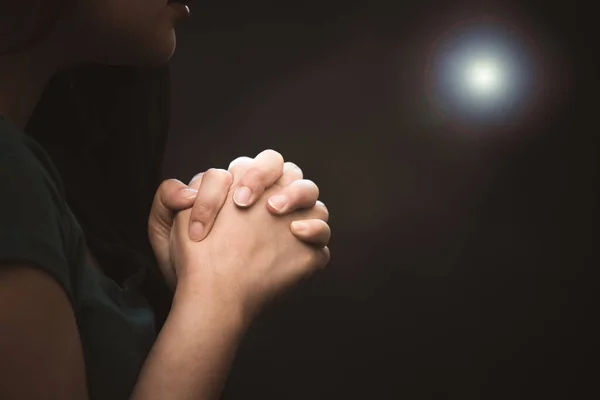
[148,179,199,290]
[148,179,198,252]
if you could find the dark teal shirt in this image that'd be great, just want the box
[0,116,156,399]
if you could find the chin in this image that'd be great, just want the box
[89,25,177,68]
[127,26,177,67]
[139,29,177,67]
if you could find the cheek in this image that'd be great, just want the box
[71,1,178,66]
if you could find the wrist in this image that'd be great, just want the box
[173,277,252,333]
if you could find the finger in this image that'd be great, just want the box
[300,246,331,278]
[160,179,200,210]
[149,179,198,234]
[188,172,205,190]
[148,179,198,281]
[313,246,331,270]
[188,169,233,242]
[314,201,329,222]
[228,156,254,181]
[290,219,331,247]
[233,149,284,207]
[319,246,331,269]
[266,179,320,214]
[292,200,329,222]
[277,162,304,187]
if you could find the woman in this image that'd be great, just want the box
[0,1,331,399]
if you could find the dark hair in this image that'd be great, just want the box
[25,64,173,326]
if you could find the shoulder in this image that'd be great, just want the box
[0,118,66,211]
[0,118,73,297]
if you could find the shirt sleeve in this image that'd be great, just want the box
[0,133,73,298]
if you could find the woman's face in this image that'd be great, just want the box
[67,0,190,66]
[1,0,190,67]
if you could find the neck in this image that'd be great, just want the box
[0,48,63,130]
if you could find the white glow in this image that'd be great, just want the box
[465,58,503,97]
[425,18,540,129]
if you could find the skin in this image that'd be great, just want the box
[135,177,330,400]
[0,0,182,127]
[150,151,330,289]
[0,0,331,399]
[0,0,330,285]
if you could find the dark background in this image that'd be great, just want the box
[162,0,595,398]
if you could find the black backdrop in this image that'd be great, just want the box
[162,1,596,398]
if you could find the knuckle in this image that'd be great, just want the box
[228,156,252,170]
[315,200,328,213]
[261,149,284,163]
[159,178,173,188]
[158,178,177,193]
[286,180,318,204]
[301,179,319,198]
[239,168,267,191]
[205,168,233,184]
[284,162,303,174]
[204,168,219,177]
[155,179,183,203]
[191,202,215,222]
[312,202,329,220]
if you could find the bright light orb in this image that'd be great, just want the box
[466,58,503,96]
[424,16,542,132]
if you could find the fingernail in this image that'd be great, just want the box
[190,221,205,241]
[268,195,288,212]
[291,221,308,233]
[234,186,252,206]
[182,188,198,199]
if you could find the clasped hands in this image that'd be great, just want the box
[148,150,331,318]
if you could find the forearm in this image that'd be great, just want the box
[131,279,248,400]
